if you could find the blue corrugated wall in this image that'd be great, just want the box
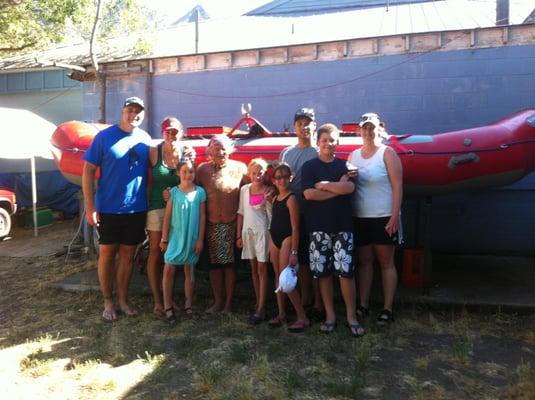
[83,44,535,254]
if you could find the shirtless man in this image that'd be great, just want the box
[196,135,247,313]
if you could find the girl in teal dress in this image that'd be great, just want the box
[160,159,206,323]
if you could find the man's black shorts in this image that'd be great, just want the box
[98,212,147,245]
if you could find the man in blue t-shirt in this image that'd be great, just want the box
[83,96,151,322]
[279,107,323,320]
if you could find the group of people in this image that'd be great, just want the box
[82,96,403,338]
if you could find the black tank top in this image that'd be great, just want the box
[270,193,293,239]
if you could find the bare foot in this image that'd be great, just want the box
[101,308,117,322]
[205,304,223,314]
[153,306,164,318]
[116,303,139,317]
[221,306,232,315]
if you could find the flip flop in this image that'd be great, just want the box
[248,313,264,326]
[164,308,177,325]
[268,315,285,328]
[184,307,193,316]
[319,321,337,334]
[348,322,365,338]
[288,319,310,333]
[101,308,118,323]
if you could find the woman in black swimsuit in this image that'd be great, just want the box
[268,163,310,332]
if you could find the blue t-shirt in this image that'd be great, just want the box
[301,157,354,233]
[83,124,151,214]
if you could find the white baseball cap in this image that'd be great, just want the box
[275,265,299,293]
[359,112,381,128]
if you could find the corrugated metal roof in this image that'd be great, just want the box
[1,0,534,72]
[246,0,436,16]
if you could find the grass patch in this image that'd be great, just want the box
[2,240,535,400]
[508,360,535,400]
[451,333,473,366]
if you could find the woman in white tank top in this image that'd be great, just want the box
[347,113,403,325]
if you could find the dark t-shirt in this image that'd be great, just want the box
[301,157,353,233]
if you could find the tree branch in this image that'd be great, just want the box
[89,0,103,72]
[0,40,38,53]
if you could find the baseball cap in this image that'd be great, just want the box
[123,96,145,110]
[294,107,315,122]
[161,117,183,133]
[359,112,380,128]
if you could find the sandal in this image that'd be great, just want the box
[248,313,264,326]
[356,305,370,320]
[164,308,177,325]
[348,322,365,338]
[184,307,193,316]
[319,321,337,334]
[268,315,285,328]
[376,309,394,325]
[288,320,310,333]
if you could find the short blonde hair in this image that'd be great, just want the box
[247,157,268,173]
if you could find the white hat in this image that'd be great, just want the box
[275,265,299,293]
[359,112,381,128]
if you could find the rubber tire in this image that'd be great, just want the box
[0,207,12,238]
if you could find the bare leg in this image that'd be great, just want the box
[250,258,260,311]
[269,241,286,320]
[374,244,397,311]
[312,277,323,311]
[357,245,375,309]
[319,276,335,323]
[98,244,118,320]
[256,261,268,316]
[339,276,358,325]
[162,264,176,311]
[184,264,194,310]
[116,244,137,315]
[206,268,225,313]
[223,267,235,313]
[147,229,164,315]
[280,237,308,323]
[298,265,313,306]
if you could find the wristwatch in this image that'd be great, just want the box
[290,250,298,255]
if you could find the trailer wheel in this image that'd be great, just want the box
[0,207,11,238]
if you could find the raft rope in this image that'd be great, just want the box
[51,137,535,157]
[392,137,535,157]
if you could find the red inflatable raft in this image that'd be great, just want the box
[50,109,535,195]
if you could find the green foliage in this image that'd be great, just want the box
[0,0,153,56]
[0,0,80,53]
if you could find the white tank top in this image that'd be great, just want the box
[349,145,393,218]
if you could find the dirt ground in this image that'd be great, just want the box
[1,221,535,399]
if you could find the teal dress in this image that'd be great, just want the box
[164,185,206,266]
